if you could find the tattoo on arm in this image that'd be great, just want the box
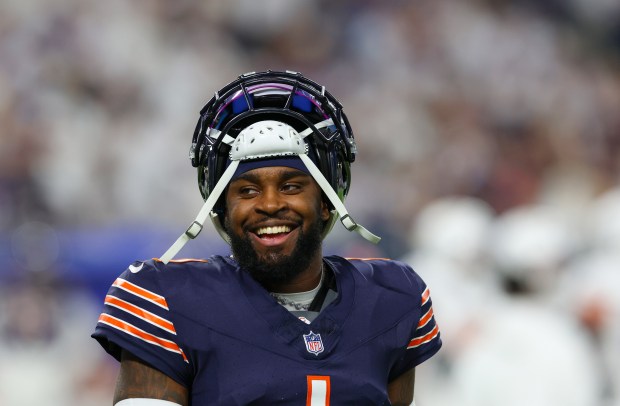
[387,368,415,406]
[113,350,188,405]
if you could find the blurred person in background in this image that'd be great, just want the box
[0,274,72,406]
[444,205,602,406]
[0,270,115,406]
[556,187,620,406]
[403,202,605,406]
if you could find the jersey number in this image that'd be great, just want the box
[306,376,331,406]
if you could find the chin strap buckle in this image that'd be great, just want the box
[185,221,203,239]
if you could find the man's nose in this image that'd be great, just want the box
[255,187,287,214]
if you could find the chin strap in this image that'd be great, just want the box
[159,160,240,264]
[298,153,380,244]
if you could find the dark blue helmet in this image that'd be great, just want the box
[190,70,356,211]
[161,70,379,263]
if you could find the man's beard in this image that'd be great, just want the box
[225,215,323,287]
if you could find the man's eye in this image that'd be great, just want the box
[282,184,301,192]
[239,187,259,196]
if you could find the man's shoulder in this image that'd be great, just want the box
[111,255,240,292]
[326,255,425,297]
[325,256,434,342]
[148,255,233,272]
[327,255,416,277]
[340,256,410,269]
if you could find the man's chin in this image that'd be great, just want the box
[253,252,289,270]
[247,248,305,281]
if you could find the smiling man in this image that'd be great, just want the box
[92,71,442,405]
[225,163,329,292]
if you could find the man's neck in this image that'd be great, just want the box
[264,256,324,294]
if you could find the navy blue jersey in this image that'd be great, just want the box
[92,255,441,405]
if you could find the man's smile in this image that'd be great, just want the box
[250,224,299,248]
[255,225,292,236]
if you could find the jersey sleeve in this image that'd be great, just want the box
[91,260,192,387]
[389,267,442,381]
[406,281,442,361]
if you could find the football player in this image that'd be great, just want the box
[92,70,441,405]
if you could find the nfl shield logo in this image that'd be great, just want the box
[303,331,324,356]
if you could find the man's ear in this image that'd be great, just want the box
[320,199,331,222]
[217,193,229,229]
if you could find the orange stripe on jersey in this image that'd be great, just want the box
[407,324,439,349]
[112,278,169,310]
[104,295,176,335]
[417,307,434,330]
[421,287,430,306]
[98,313,188,363]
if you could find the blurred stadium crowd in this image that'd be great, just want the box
[1,0,619,405]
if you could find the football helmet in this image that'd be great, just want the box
[161,70,379,263]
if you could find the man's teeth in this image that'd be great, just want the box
[256,226,291,236]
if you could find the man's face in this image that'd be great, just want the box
[224,166,331,286]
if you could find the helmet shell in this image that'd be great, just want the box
[190,70,357,219]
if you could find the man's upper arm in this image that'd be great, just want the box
[113,350,189,406]
[387,368,415,406]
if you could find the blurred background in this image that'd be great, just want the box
[1,0,619,405]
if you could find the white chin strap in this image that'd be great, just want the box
[296,153,380,243]
[160,119,380,264]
